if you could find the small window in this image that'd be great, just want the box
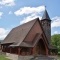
[47,23,50,26]
[42,21,45,26]
[49,24,50,26]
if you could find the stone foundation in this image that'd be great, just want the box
[6,53,57,60]
[6,53,18,60]
[6,53,33,60]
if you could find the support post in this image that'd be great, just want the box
[18,47,21,55]
[10,47,11,53]
[31,48,33,55]
[46,47,48,56]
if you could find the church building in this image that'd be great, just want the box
[1,9,57,60]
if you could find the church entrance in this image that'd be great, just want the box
[36,39,46,55]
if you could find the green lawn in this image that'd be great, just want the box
[0,55,10,60]
[57,56,60,60]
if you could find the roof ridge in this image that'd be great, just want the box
[18,18,39,46]
[2,18,39,44]
[13,18,39,29]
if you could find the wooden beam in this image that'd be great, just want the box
[45,46,48,55]
[31,48,33,55]
[18,47,21,55]
[10,47,11,53]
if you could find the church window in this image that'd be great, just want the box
[47,22,50,27]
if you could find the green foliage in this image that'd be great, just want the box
[0,55,10,60]
[51,34,60,52]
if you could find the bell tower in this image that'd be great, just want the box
[41,9,51,45]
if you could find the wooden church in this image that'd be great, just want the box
[1,9,57,57]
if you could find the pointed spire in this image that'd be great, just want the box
[42,7,51,20]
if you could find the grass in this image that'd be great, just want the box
[57,55,60,60]
[0,55,10,60]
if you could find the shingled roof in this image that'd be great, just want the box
[1,18,49,48]
[42,9,51,20]
[1,18,38,45]
[10,33,41,47]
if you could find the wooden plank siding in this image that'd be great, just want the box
[24,20,42,43]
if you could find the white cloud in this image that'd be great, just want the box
[14,6,45,16]
[9,11,12,14]
[0,12,3,18]
[15,5,45,24]
[51,16,60,28]
[20,14,41,24]
[0,0,15,6]
[0,28,10,40]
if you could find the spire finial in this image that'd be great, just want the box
[44,5,46,10]
[41,6,51,20]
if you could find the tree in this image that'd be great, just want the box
[51,34,60,52]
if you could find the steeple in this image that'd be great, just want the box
[41,8,51,45]
[42,9,51,20]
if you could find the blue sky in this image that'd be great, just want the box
[0,0,60,40]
